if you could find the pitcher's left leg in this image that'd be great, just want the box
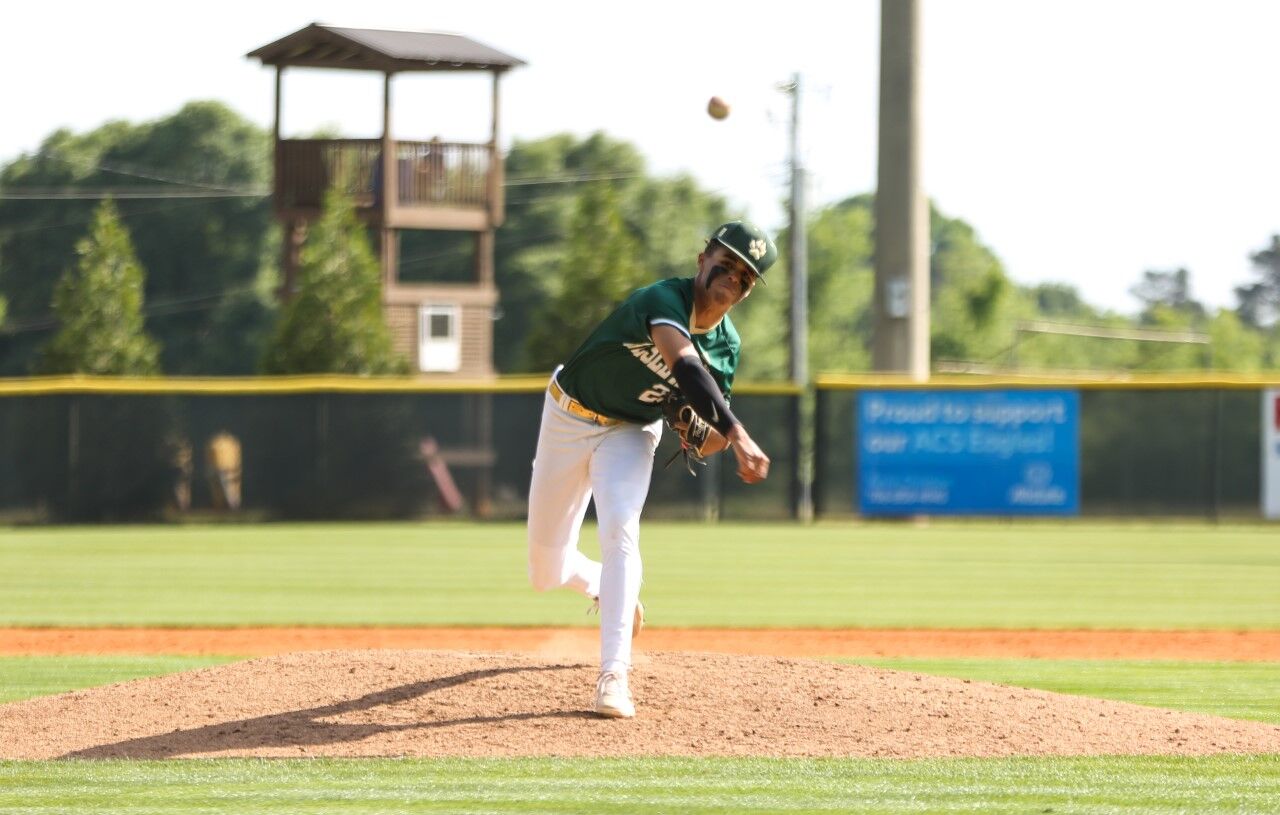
[589,421,660,675]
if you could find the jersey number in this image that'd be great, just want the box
[637,383,672,404]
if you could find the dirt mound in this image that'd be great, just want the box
[2,650,1277,760]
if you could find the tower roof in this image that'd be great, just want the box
[248,24,525,72]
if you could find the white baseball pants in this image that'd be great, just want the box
[527,385,661,674]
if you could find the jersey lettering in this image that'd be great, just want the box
[624,342,677,386]
[556,278,738,424]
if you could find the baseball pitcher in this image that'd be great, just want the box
[527,220,775,718]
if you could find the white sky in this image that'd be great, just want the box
[4,0,1278,314]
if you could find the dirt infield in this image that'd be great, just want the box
[3,627,1279,660]
[2,649,1278,760]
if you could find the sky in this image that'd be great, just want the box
[4,0,1278,315]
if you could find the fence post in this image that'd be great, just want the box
[317,395,330,501]
[811,387,825,519]
[67,396,80,515]
[1210,388,1223,522]
[477,393,493,519]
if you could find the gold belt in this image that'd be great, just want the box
[549,379,623,426]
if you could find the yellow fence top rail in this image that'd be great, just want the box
[815,372,1280,390]
[0,375,803,397]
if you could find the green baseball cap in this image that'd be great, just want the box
[708,220,777,284]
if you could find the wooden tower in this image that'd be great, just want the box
[248,24,524,377]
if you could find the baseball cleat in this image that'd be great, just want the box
[594,670,635,718]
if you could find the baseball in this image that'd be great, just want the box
[707,96,730,120]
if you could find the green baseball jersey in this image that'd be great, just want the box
[556,277,740,424]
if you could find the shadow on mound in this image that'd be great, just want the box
[1,649,1278,759]
[64,664,588,759]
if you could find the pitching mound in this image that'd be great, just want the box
[2,650,1278,759]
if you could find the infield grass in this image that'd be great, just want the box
[853,658,1280,724]
[0,656,238,704]
[1,755,1278,814]
[0,521,1277,629]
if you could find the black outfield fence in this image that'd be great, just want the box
[0,377,800,523]
[1,374,1276,523]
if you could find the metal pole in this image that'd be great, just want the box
[272,66,283,204]
[381,72,397,288]
[872,0,929,380]
[786,74,808,389]
[1210,389,1223,522]
[781,74,814,522]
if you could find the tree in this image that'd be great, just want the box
[0,101,274,374]
[927,203,1014,365]
[260,185,406,374]
[254,185,427,518]
[1206,308,1264,371]
[733,196,876,380]
[1129,305,1209,370]
[37,199,160,374]
[736,194,1017,378]
[1026,283,1092,319]
[525,182,649,370]
[1235,234,1280,328]
[495,132,728,372]
[1130,268,1205,324]
[25,199,175,521]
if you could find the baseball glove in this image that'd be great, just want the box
[660,393,712,476]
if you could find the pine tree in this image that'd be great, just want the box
[260,185,406,374]
[28,200,175,520]
[37,199,160,374]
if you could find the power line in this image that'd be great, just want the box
[0,284,261,336]
[0,189,268,200]
[26,149,256,192]
[0,196,256,238]
[503,171,643,187]
[1015,319,1210,344]
[0,170,636,201]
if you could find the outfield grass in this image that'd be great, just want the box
[855,658,1280,724]
[1,755,1278,814]
[0,522,1277,628]
[2,522,1277,814]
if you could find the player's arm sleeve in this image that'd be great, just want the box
[671,356,739,436]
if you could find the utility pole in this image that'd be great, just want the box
[783,74,808,388]
[872,0,929,380]
[780,74,813,522]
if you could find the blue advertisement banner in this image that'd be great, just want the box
[857,390,1080,515]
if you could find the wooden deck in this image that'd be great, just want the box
[274,138,499,228]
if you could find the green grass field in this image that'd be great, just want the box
[1,755,1278,814]
[1,521,1277,814]
[1,521,1277,628]
[0,656,239,704]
